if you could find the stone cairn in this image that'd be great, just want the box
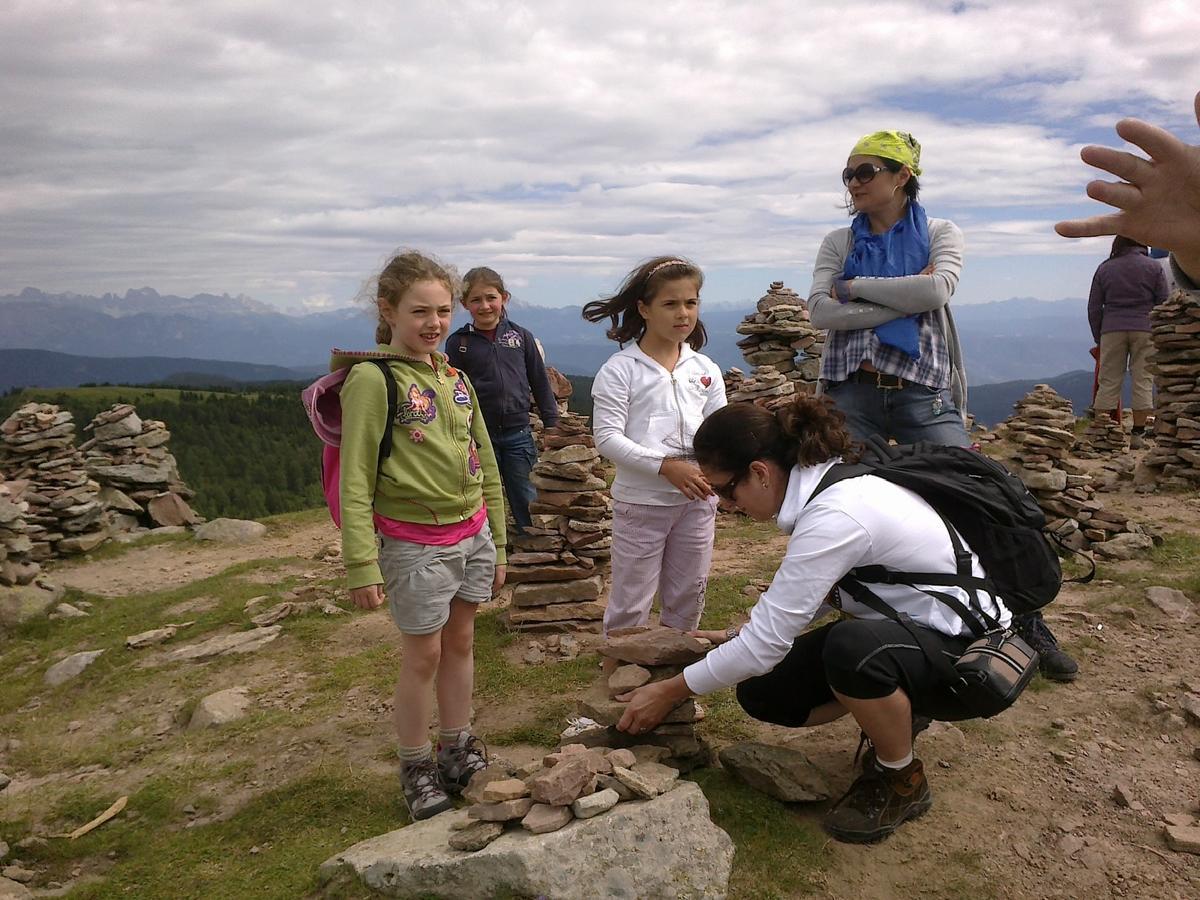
[727,281,826,408]
[81,404,201,531]
[0,403,110,558]
[1144,289,1200,487]
[999,385,1153,559]
[0,475,41,586]
[1073,415,1130,457]
[529,366,574,448]
[570,627,709,771]
[447,740,681,852]
[501,411,612,633]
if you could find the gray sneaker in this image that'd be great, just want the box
[437,731,489,795]
[399,755,454,821]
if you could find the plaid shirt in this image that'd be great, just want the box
[820,310,950,389]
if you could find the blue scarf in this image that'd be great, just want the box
[842,200,930,358]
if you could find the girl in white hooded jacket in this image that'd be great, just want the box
[583,257,727,643]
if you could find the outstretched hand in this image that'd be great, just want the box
[659,459,713,501]
[1056,90,1200,283]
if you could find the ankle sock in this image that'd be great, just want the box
[876,750,914,770]
[438,725,469,747]
[397,741,432,764]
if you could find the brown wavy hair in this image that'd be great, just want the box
[371,250,460,344]
[462,266,508,301]
[581,256,707,350]
[693,393,860,474]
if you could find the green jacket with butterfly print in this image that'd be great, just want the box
[338,346,507,590]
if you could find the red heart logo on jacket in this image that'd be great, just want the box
[700,376,712,387]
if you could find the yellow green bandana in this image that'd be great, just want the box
[850,130,922,176]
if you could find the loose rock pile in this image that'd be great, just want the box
[0,404,109,558]
[0,476,40,586]
[451,744,681,851]
[1073,415,1130,457]
[1000,386,1153,558]
[1145,289,1200,487]
[81,405,201,530]
[565,627,710,771]
[502,411,612,632]
[728,281,826,407]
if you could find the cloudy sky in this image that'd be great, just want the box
[3,0,1199,314]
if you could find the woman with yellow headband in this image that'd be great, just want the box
[808,130,970,448]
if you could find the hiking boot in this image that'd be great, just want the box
[437,731,489,795]
[1015,612,1078,683]
[855,714,932,772]
[399,755,454,821]
[823,758,933,844]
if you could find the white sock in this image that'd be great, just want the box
[876,750,914,770]
[397,741,432,764]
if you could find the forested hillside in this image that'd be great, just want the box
[1,377,595,520]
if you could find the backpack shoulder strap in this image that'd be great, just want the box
[366,359,398,470]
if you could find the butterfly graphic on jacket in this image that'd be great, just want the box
[397,384,438,425]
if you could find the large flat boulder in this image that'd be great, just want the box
[0,583,65,629]
[320,781,733,899]
[193,518,267,543]
[718,741,833,802]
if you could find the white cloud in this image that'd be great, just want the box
[1,0,1198,310]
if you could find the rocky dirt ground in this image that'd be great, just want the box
[1,454,1199,898]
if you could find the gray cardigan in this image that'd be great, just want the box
[807,217,969,417]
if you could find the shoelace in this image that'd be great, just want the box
[405,758,445,803]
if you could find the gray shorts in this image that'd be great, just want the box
[378,524,497,635]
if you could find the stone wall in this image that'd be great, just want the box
[1144,289,1200,486]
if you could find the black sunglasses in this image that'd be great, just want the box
[714,470,746,502]
[841,163,887,186]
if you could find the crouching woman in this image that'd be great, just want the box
[616,393,1014,843]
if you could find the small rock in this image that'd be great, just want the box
[0,839,8,859]
[468,798,534,822]
[480,779,529,803]
[1163,824,1200,855]
[188,687,251,730]
[1058,834,1084,857]
[1162,812,1195,828]
[0,867,34,885]
[595,773,635,801]
[54,603,88,618]
[462,767,516,805]
[0,774,9,792]
[44,649,105,687]
[611,765,660,800]
[1112,784,1137,808]
[1145,586,1193,621]
[520,803,573,834]
[606,748,636,769]
[629,744,672,765]
[448,820,504,852]
[607,665,651,697]
[527,756,594,806]
[1180,694,1200,727]
[572,788,620,819]
[193,518,268,543]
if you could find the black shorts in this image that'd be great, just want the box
[735,618,976,727]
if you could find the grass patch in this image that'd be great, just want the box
[25,772,403,899]
[696,687,756,743]
[691,768,831,899]
[486,698,578,748]
[473,611,597,703]
[698,574,760,632]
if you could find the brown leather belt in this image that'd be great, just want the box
[846,369,909,390]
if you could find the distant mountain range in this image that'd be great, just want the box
[1,286,1098,385]
[2,286,1113,422]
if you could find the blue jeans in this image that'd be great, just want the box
[824,378,970,447]
[489,426,538,530]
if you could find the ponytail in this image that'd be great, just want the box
[693,394,858,475]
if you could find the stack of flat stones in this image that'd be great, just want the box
[529,366,573,446]
[1000,386,1151,558]
[81,404,201,530]
[566,626,710,772]
[0,475,40,586]
[723,365,795,409]
[1073,416,1130,457]
[1144,288,1200,487]
[502,411,612,633]
[449,745,682,852]
[732,281,826,403]
[0,403,110,558]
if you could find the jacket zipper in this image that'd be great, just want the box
[669,369,687,452]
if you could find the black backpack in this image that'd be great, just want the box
[811,436,1086,620]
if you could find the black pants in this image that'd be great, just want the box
[735,619,976,727]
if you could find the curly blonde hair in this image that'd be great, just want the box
[366,250,460,344]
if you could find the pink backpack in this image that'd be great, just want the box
[301,357,398,527]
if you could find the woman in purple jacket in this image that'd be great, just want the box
[1088,236,1169,447]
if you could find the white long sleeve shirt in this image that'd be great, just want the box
[591,343,727,506]
[683,459,1012,696]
